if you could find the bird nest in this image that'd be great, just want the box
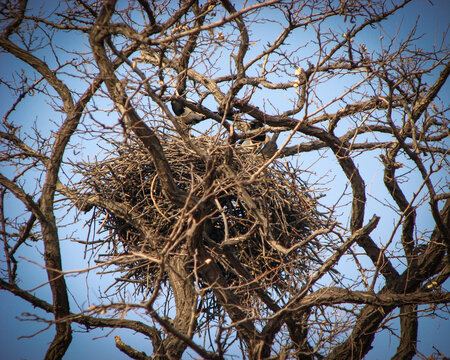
[75,134,330,296]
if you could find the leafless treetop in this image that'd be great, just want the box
[0,0,449,359]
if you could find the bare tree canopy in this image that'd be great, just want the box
[0,0,449,359]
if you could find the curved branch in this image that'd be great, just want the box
[0,278,162,340]
[325,199,449,360]
[114,336,149,360]
[89,0,193,208]
[220,0,249,76]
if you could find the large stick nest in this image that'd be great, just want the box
[76,133,331,296]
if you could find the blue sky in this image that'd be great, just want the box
[0,0,449,359]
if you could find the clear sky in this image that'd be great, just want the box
[0,0,449,359]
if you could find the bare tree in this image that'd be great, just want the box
[1,0,449,359]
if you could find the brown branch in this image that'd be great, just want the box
[0,32,74,116]
[187,213,264,357]
[0,278,162,340]
[411,61,450,121]
[325,199,449,360]
[280,138,448,157]
[147,305,222,360]
[391,305,418,360]
[89,0,193,208]
[174,1,209,95]
[163,256,199,358]
[1,2,147,356]
[0,173,45,221]
[386,87,450,256]
[293,127,401,283]
[382,146,416,259]
[309,96,404,125]
[114,336,149,360]
[220,0,249,77]
[298,288,450,309]
[261,215,380,352]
